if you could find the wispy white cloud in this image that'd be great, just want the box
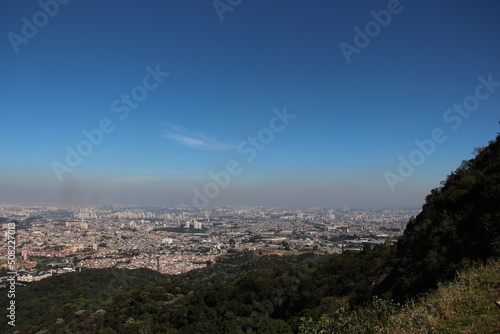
[162,122,236,151]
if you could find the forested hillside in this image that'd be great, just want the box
[378,134,500,300]
[0,268,166,333]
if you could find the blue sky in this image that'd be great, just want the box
[0,0,499,207]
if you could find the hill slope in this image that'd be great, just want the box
[298,259,500,334]
[385,259,500,334]
[0,268,167,333]
[380,134,500,300]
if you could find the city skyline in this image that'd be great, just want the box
[1,0,499,208]
[0,202,417,278]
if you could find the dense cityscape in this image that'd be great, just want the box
[0,203,419,281]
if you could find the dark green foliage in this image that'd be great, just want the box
[298,297,397,334]
[95,254,326,333]
[380,135,500,300]
[172,251,328,286]
[0,268,166,334]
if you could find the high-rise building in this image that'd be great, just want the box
[21,249,29,261]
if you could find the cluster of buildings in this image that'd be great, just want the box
[0,203,419,282]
